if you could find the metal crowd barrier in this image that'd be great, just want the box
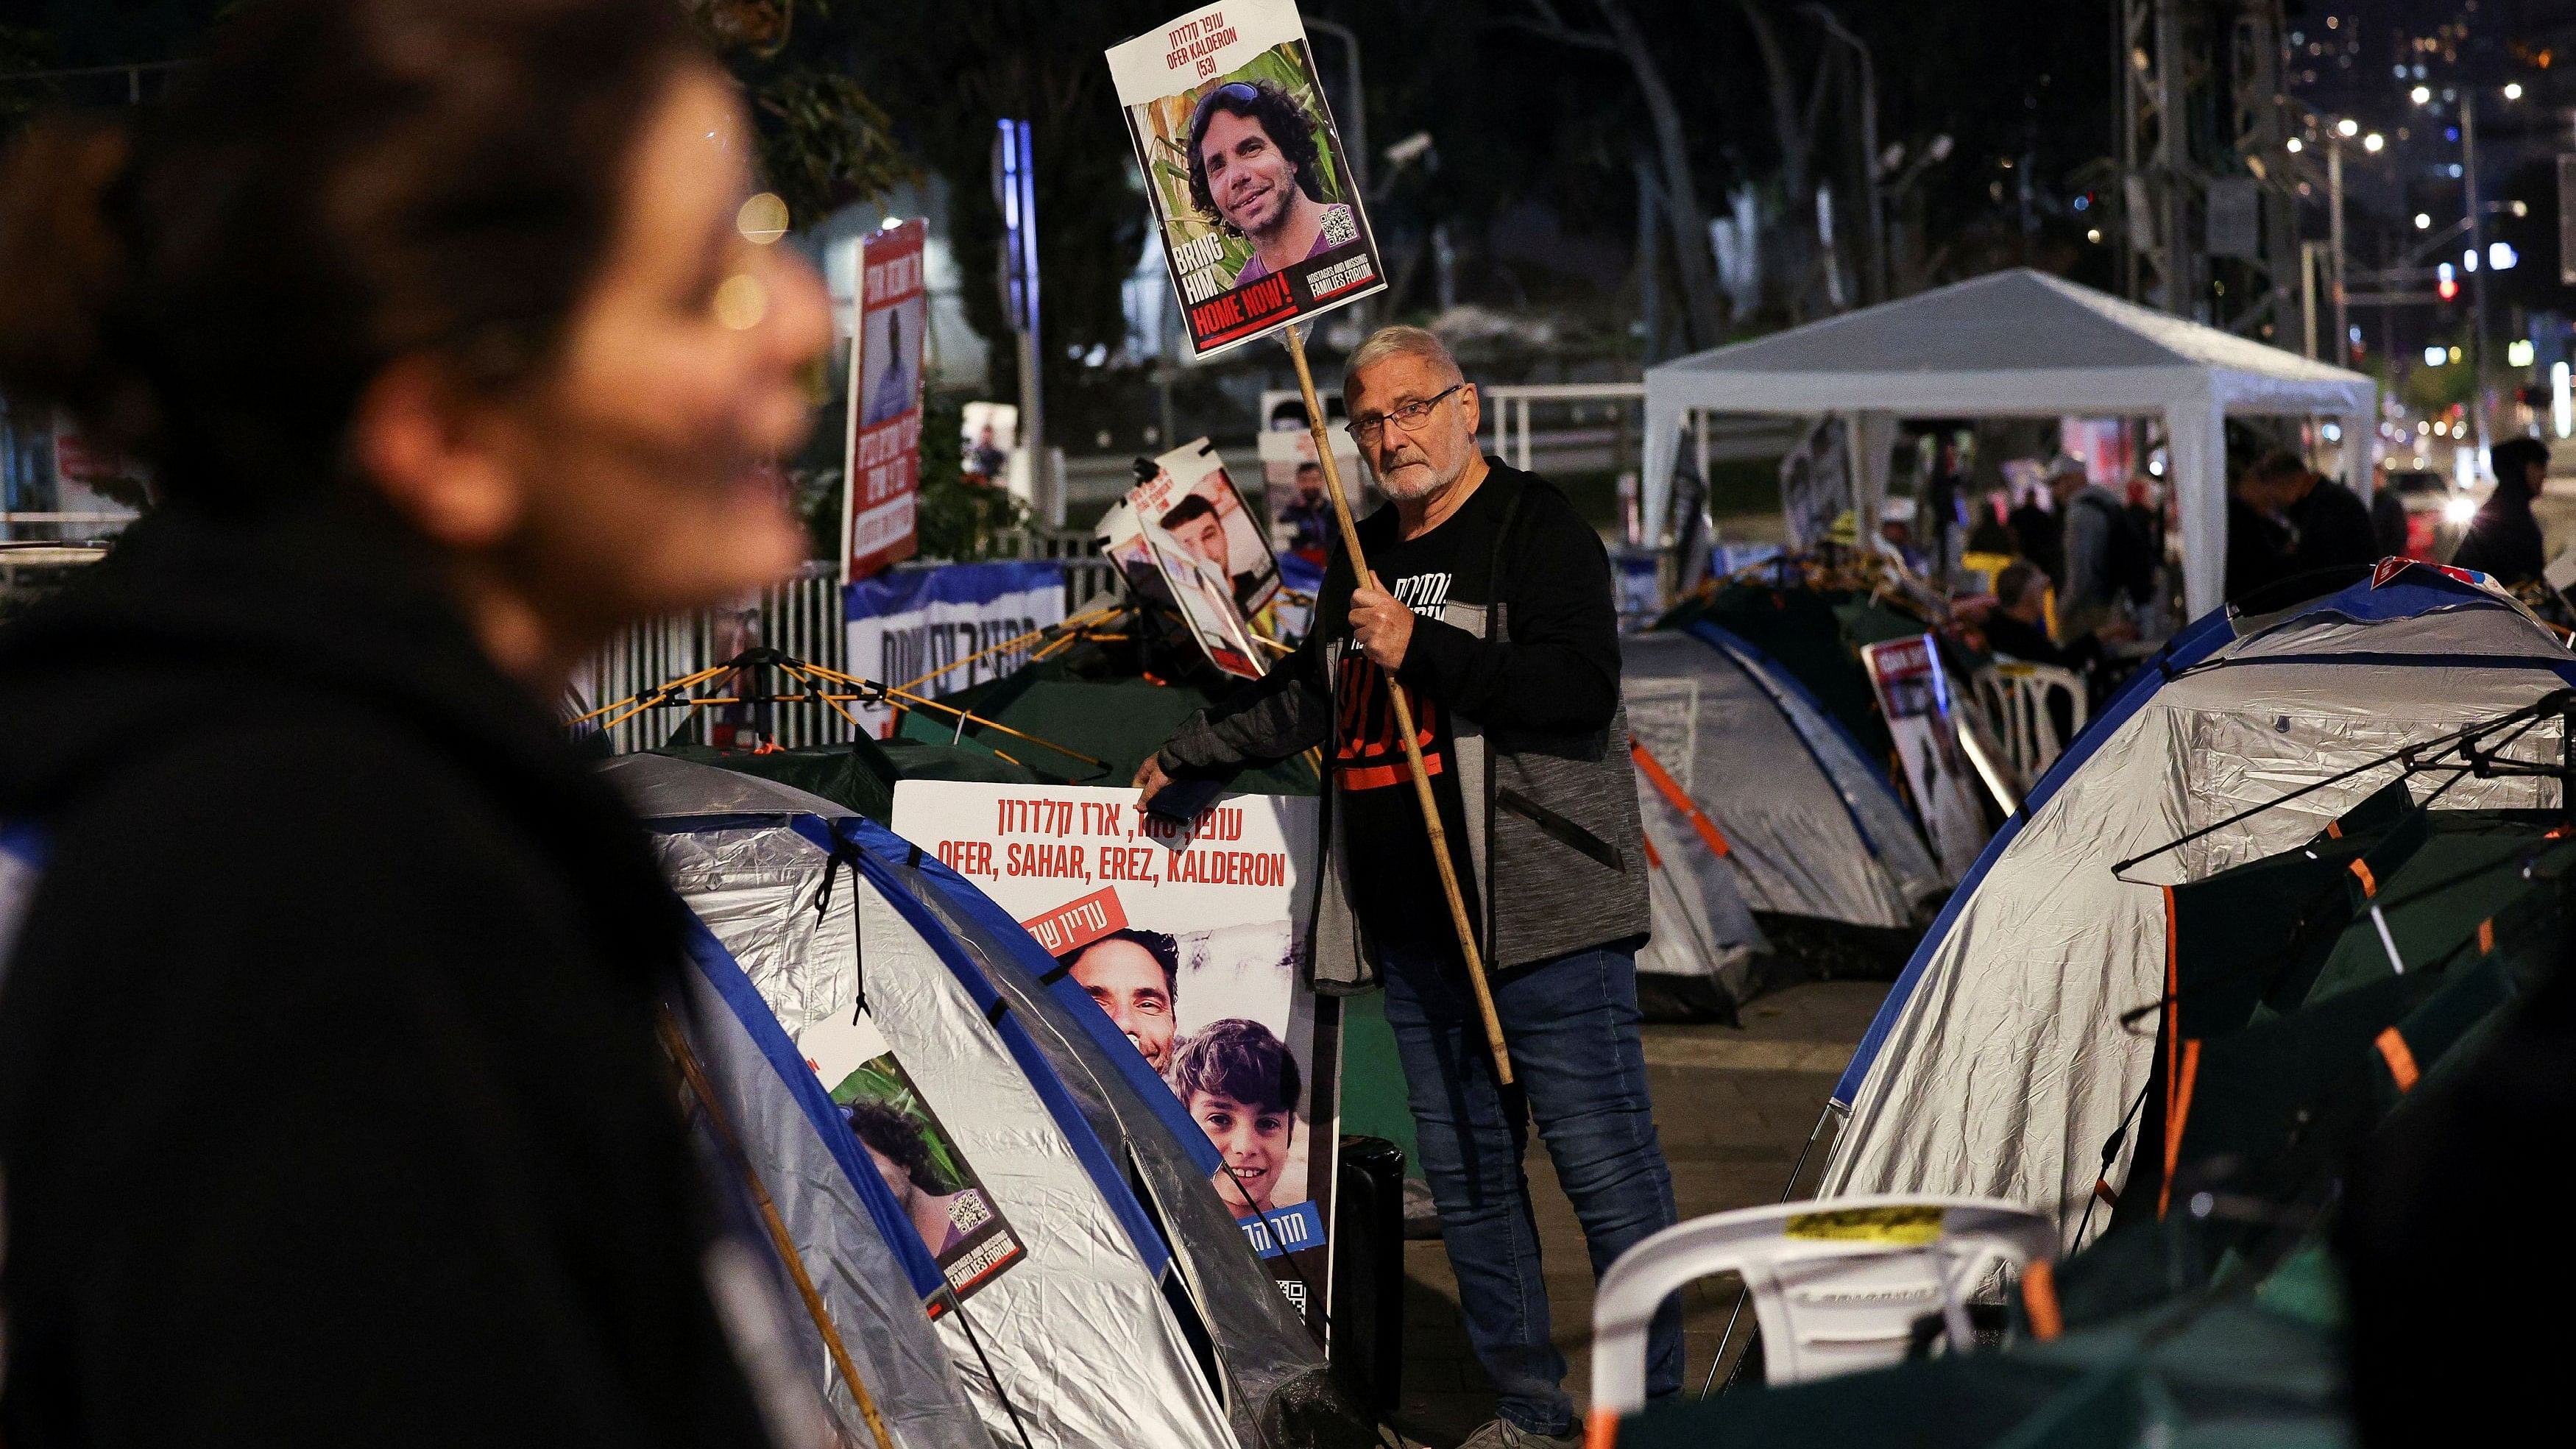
[587,536,1120,755]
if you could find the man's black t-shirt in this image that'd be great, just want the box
[1334,492,1490,953]
[1324,466,1618,954]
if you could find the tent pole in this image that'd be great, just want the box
[656,1010,898,1449]
[1698,1102,1841,1396]
[1281,322,1514,1086]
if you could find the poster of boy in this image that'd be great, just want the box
[1130,437,1281,617]
[891,781,1338,1315]
[1108,1,1385,360]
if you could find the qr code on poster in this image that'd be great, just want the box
[946,1189,995,1234]
[1320,205,1358,249]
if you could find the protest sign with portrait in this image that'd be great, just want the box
[790,1004,1028,1307]
[1097,496,1267,681]
[1108,1,1386,360]
[891,781,1340,1324]
[842,219,927,581]
[1132,437,1281,617]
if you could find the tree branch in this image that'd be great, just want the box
[1492,0,1623,52]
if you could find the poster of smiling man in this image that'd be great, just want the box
[1108,1,1387,360]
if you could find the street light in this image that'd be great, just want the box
[2411,85,2432,104]
[2503,82,2523,101]
[2415,212,2432,229]
[2286,136,2304,153]
[2363,132,2385,153]
[2337,117,2359,137]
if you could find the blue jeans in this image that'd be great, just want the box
[1379,940,1683,1435]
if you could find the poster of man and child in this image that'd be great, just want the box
[891,779,1336,1317]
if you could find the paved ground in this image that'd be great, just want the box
[1387,979,1892,1447]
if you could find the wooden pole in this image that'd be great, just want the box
[1281,323,1513,1086]
[655,1010,898,1449]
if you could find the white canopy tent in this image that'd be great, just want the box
[1641,269,2379,617]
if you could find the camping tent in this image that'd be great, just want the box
[1816,564,2574,1245]
[1624,626,1947,938]
[605,756,1370,1449]
[1611,773,2575,1449]
[1640,269,2378,617]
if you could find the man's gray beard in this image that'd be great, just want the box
[1375,456,1459,502]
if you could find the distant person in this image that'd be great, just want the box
[2226,463,2295,603]
[1058,927,1180,1071]
[1186,78,1357,288]
[1877,515,1929,574]
[2050,458,2136,639]
[2250,450,2377,577]
[2370,472,2410,559]
[1982,562,2133,670]
[0,0,829,1440]
[2008,484,2063,582]
[2452,436,2551,584]
[1169,1017,1303,1222]
[1964,486,2019,556]
[1280,458,1334,563]
[1161,491,1264,612]
[965,422,1006,486]
[846,1098,969,1255]
[1981,562,2134,740]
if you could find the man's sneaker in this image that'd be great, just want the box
[1456,1418,1583,1449]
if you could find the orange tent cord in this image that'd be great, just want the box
[1630,737,1730,858]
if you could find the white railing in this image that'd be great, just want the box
[586,535,1123,755]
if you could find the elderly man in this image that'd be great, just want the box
[1136,326,1674,1448]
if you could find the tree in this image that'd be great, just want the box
[857,1,1157,403]
[682,0,913,227]
[1500,0,1726,348]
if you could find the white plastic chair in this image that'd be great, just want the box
[1973,662,2087,781]
[1587,1195,2057,1423]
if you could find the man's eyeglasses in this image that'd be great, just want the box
[1345,383,1465,445]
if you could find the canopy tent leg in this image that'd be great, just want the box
[2168,392,2229,618]
[1695,1101,1845,1397]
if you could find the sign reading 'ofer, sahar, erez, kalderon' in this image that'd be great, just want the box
[1108,0,1387,361]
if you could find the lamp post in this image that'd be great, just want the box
[2461,90,2491,467]
[2329,138,2348,368]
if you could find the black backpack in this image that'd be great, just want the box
[2075,489,2158,606]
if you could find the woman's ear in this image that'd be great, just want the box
[350,356,526,547]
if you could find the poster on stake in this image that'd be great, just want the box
[842,219,927,582]
[1108,1,1387,361]
[1096,495,1268,681]
[1132,437,1282,617]
[891,781,1339,1325]
[1860,634,1990,882]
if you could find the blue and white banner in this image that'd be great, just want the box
[845,560,1065,737]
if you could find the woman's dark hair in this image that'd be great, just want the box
[0,0,706,515]
[1183,79,1328,228]
[845,1098,943,1194]
[1170,1016,1300,1115]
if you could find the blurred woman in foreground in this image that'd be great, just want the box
[0,1,829,1442]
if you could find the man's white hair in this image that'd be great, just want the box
[1341,325,1465,411]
